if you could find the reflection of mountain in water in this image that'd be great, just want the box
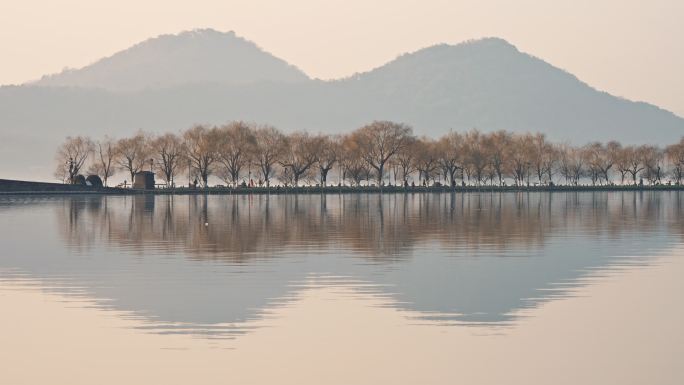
[0,192,682,335]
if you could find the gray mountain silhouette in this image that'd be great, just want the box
[32,29,309,90]
[1,32,682,180]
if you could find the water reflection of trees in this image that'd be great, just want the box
[57,191,684,259]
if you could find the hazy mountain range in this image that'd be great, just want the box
[1,28,682,181]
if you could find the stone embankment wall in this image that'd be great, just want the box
[0,179,127,194]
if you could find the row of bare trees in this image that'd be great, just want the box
[55,121,684,187]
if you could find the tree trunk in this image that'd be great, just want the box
[377,163,384,186]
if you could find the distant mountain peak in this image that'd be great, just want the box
[468,36,517,46]
[155,28,240,43]
[32,29,310,91]
[346,37,525,82]
[182,27,230,35]
[404,37,519,57]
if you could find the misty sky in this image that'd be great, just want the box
[1,0,683,116]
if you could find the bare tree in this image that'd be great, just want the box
[435,132,462,187]
[641,145,664,184]
[529,133,557,185]
[150,133,185,187]
[216,121,257,187]
[352,121,413,185]
[182,125,220,187]
[340,135,370,186]
[618,146,646,185]
[317,135,340,186]
[54,136,94,183]
[486,130,512,186]
[583,145,601,186]
[90,136,117,186]
[508,134,533,186]
[253,125,285,187]
[665,138,684,184]
[558,144,584,185]
[584,141,621,185]
[116,132,150,184]
[413,137,439,185]
[277,166,295,187]
[278,132,321,186]
[615,147,631,185]
[393,137,418,186]
[462,130,490,186]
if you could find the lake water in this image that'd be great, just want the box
[1,192,683,384]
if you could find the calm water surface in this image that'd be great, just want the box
[1,192,683,384]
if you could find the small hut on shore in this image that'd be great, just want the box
[86,175,103,188]
[133,171,155,190]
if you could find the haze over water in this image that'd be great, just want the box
[1,191,683,384]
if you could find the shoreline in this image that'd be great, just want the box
[1,179,683,195]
